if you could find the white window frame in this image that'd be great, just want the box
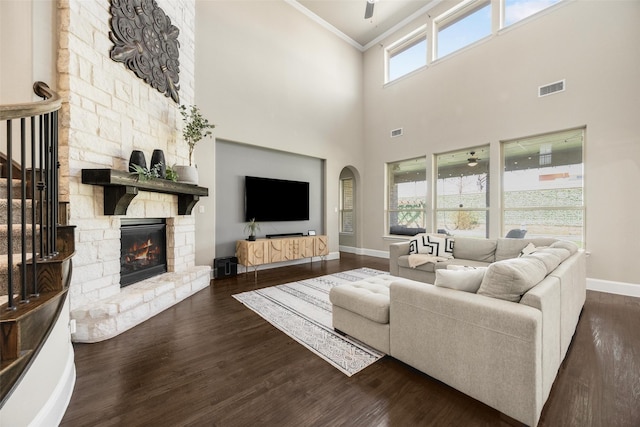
[434,145,490,238]
[385,25,427,84]
[501,128,585,246]
[339,177,354,234]
[385,156,428,235]
[432,0,491,61]
[500,0,564,29]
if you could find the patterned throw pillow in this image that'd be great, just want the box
[409,234,454,258]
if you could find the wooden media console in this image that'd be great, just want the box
[236,235,328,277]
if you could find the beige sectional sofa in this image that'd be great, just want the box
[330,236,586,426]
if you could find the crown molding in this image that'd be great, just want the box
[284,0,365,51]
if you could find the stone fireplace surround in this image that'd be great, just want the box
[56,0,208,343]
[71,197,211,343]
[69,192,211,343]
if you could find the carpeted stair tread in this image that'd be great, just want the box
[0,224,37,254]
[0,198,34,224]
[0,253,35,296]
[0,179,25,199]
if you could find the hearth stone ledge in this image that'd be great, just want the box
[70,265,211,343]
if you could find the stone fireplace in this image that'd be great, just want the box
[57,0,210,343]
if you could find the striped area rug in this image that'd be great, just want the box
[233,268,387,376]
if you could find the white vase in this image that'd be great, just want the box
[174,165,198,185]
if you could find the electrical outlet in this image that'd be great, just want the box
[69,319,77,334]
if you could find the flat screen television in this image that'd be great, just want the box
[244,176,310,222]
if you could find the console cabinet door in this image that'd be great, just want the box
[269,239,286,263]
[236,240,269,266]
[314,236,328,256]
[299,237,314,258]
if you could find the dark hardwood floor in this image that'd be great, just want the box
[60,253,640,427]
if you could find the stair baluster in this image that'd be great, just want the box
[5,120,15,310]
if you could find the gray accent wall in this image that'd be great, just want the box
[215,140,324,257]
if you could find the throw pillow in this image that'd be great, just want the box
[550,240,579,255]
[435,268,487,293]
[519,242,537,257]
[409,233,454,258]
[477,257,547,302]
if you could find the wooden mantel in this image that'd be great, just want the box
[81,168,209,215]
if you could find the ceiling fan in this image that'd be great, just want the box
[364,0,376,19]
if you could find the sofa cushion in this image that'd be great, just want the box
[477,257,548,302]
[524,248,570,273]
[398,255,437,272]
[434,259,491,270]
[550,240,579,255]
[435,267,487,293]
[452,237,497,263]
[329,276,393,324]
[409,233,454,258]
[495,237,559,261]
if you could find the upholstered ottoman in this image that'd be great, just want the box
[329,275,395,354]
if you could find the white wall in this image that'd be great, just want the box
[194,0,364,260]
[0,0,56,103]
[361,0,640,285]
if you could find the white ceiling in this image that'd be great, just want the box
[293,0,437,49]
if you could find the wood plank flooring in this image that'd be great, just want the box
[60,253,640,426]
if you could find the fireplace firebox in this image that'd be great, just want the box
[120,218,167,287]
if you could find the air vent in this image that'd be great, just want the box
[538,79,565,97]
[390,128,403,137]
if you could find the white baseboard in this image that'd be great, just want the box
[340,246,390,259]
[31,347,76,427]
[587,278,640,298]
[338,245,364,255]
[361,248,390,259]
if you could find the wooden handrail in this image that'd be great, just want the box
[0,81,62,120]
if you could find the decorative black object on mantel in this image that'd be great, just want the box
[129,150,147,171]
[150,149,166,178]
[108,0,181,103]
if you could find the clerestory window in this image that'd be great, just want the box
[434,0,492,60]
[503,0,563,28]
[385,26,427,83]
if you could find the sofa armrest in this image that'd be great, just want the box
[389,279,543,426]
[549,249,586,359]
[389,241,411,276]
[520,275,562,402]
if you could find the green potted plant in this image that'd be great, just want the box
[176,104,215,184]
[244,218,260,241]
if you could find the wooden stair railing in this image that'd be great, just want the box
[0,82,75,408]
